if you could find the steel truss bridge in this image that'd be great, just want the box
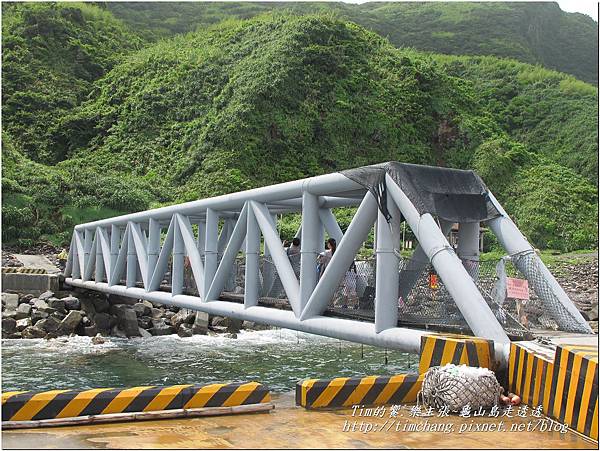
[64,162,592,361]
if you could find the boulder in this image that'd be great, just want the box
[57,310,83,334]
[79,298,96,318]
[149,318,173,336]
[141,300,154,309]
[588,305,598,321]
[36,316,61,333]
[120,309,141,337]
[211,316,226,327]
[150,308,164,319]
[28,297,39,306]
[2,293,19,311]
[44,332,59,340]
[39,290,54,301]
[137,316,152,329]
[225,332,238,339]
[138,327,152,338]
[177,323,193,338]
[111,305,140,337]
[33,299,49,310]
[226,318,242,334]
[38,305,57,315]
[2,317,17,335]
[47,298,66,313]
[92,297,110,313]
[170,310,195,330]
[132,303,151,318]
[192,312,209,335]
[62,296,81,311]
[19,294,34,304]
[94,313,111,332]
[15,303,31,320]
[6,332,22,339]
[51,311,66,321]
[30,309,48,324]
[242,320,271,331]
[92,334,106,345]
[2,310,17,319]
[22,326,46,339]
[110,325,127,338]
[16,317,32,331]
[83,325,98,337]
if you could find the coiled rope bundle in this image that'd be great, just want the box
[418,363,502,412]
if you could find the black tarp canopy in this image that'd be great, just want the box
[342,162,500,223]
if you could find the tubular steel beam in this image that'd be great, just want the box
[386,173,510,343]
[486,193,592,333]
[75,173,362,230]
[300,193,378,320]
[374,198,401,333]
[300,192,320,310]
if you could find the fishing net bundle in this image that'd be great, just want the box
[418,363,502,412]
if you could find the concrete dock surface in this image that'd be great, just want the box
[2,393,597,449]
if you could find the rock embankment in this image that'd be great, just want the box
[1,289,270,340]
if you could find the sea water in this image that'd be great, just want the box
[1,329,419,392]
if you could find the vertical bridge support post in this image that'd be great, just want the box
[300,191,320,311]
[375,198,401,333]
[203,208,219,299]
[245,205,260,308]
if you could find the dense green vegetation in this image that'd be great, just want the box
[2,2,142,163]
[104,2,598,84]
[2,4,598,253]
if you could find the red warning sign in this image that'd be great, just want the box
[506,277,529,300]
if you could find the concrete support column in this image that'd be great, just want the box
[375,200,401,333]
[300,192,320,311]
[457,222,480,280]
[203,208,219,298]
[245,207,261,307]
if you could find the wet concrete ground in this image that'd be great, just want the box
[2,394,597,449]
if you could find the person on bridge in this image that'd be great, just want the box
[317,238,336,279]
[286,237,301,257]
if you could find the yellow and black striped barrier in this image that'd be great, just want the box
[509,341,598,441]
[418,333,495,373]
[296,373,423,409]
[2,267,48,274]
[2,382,270,423]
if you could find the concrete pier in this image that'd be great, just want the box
[2,393,596,449]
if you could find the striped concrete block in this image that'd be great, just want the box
[418,333,495,373]
[550,344,598,441]
[1,267,48,274]
[508,342,555,412]
[2,382,270,422]
[508,341,598,441]
[296,373,423,409]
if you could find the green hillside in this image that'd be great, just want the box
[2,2,142,163]
[104,1,599,84]
[2,5,598,253]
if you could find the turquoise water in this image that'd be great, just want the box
[1,329,419,392]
